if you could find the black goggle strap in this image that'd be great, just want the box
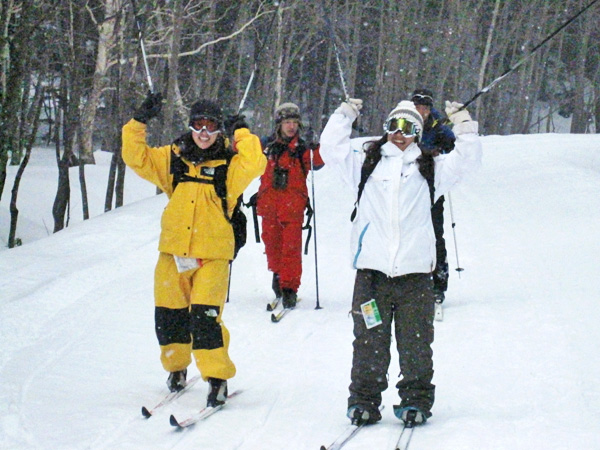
[411,94,433,105]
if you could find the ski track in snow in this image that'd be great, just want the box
[1,134,600,449]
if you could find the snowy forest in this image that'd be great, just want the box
[1,0,599,248]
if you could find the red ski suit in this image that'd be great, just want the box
[257,134,324,292]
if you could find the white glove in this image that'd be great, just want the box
[335,98,363,121]
[348,98,363,111]
[445,101,472,125]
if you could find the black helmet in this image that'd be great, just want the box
[411,88,434,107]
[189,100,223,127]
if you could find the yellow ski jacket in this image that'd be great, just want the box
[122,119,266,260]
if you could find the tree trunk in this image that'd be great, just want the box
[570,2,590,134]
[8,82,44,247]
[0,33,26,200]
[160,0,184,141]
[476,0,501,122]
[78,0,120,164]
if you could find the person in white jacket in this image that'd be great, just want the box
[319,98,482,427]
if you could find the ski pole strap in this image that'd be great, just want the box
[302,199,314,255]
[242,193,260,243]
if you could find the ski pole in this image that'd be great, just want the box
[237,2,281,113]
[321,7,349,102]
[321,5,365,133]
[310,147,321,310]
[226,261,232,302]
[447,192,464,277]
[130,0,154,93]
[323,12,350,101]
[460,0,600,111]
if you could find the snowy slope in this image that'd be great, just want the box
[1,133,600,449]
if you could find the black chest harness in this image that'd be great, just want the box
[170,149,246,259]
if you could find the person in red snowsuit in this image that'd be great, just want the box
[256,103,324,308]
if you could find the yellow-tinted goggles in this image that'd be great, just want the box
[383,117,419,137]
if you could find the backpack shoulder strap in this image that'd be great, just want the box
[170,147,235,221]
[417,149,435,206]
[213,151,238,222]
[170,147,189,191]
[350,148,382,221]
[295,139,309,176]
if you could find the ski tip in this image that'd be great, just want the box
[320,446,327,450]
[141,406,152,418]
[266,303,273,311]
[169,414,181,427]
[271,313,279,322]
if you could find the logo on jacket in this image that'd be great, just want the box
[201,167,216,177]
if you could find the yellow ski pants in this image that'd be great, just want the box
[153,253,236,381]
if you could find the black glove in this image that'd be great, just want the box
[224,114,248,136]
[303,128,318,149]
[267,141,287,157]
[133,91,163,124]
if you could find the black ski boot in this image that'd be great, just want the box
[166,369,187,392]
[346,404,381,425]
[206,378,228,407]
[433,289,445,304]
[282,288,297,309]
[393,405,428,427]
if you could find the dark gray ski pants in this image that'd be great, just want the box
[348,270,435,415]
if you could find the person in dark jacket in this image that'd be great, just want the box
[412,89,456,305]
[256,103,324,308]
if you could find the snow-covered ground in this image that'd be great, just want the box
[1,132,599,449]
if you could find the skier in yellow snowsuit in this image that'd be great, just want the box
[122,93,266,406]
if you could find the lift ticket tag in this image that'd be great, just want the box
[360,299,382,329]
[174,256,200,273]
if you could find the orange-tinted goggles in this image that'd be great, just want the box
[189,118,220,134]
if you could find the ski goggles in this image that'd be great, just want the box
[189,118,221,135]
[383,117,420,137]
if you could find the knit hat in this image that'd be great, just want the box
[384,100,424,138]
[411,88,434,107]
[275,102,301,123]
[189,100,223,127]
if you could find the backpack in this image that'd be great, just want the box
[170,149,247,259]
[350,144,435,221]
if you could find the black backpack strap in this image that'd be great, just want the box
[170,148,232,220]
[170,147,189,191]
[169,149,246,259]
[244,192,260,243]
[350,146,435,222]
[302,198,313,255]
[295,141,309,177]
[416,149,435,207]
[350,148,382,221]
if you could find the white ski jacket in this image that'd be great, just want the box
[320,112,482,277]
